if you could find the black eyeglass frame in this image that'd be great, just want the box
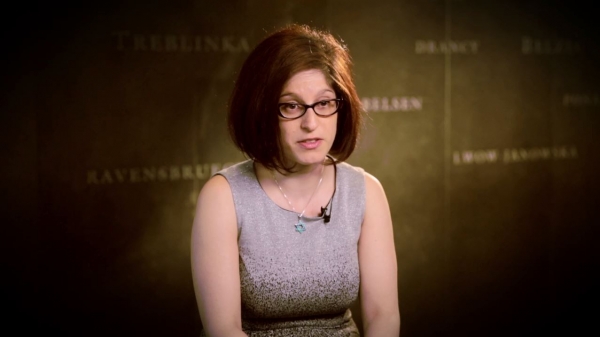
[277,98,343,120]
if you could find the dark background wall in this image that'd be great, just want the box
[2,0,598,336]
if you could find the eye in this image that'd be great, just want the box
[282,103,300,111]
[319,99,337,107]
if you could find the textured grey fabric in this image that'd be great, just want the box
[213,159,366,336]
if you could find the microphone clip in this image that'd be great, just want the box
[321,206,331,223]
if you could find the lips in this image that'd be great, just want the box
[298,138,322,150]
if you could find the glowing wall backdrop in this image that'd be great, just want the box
[3,0,599,336]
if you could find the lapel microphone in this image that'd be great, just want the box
[320,159,336,224]
[320,206,331,223]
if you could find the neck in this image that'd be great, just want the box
[253,157,335,219]
[280,162,323,178]
[272,161,325,216]
[277,155,331,178]
[273,161,324,187]
[257,158,327,201]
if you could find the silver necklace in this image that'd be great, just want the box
[273,164,325,233]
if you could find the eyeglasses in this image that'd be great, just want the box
[277,98,343,120]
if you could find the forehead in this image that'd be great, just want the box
[281,69,333,95]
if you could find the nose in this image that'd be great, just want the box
[300,107,318,131]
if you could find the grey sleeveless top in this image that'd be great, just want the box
[214,159,366,336]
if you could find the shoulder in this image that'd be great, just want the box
[197,161,254,209]
[196,160,255,221]
[194,173,238,236]
[199,174,231,199]
[335,162,368,204]
[336,161,367,187]
[363,171,384,193]
[215,160,253,179]
[336,161,382,191]
[336,162,383,189]
[336,161,365,175]
[195,175,235,226]
[360,170,390,216]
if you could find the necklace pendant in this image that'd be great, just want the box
[295,219,306,233]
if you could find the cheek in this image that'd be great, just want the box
[278,123,294,145]
[330,116,339,134]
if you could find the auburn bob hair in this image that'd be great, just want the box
[228,24,363,172]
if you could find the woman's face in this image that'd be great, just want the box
[278,69,338,169]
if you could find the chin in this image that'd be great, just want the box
[292,152,329,166]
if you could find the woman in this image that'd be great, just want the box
[191,24,399,336]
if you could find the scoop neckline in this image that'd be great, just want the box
[249,159,337,220]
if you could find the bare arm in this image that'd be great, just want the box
[359,172,401,336]
[191,175,247,337]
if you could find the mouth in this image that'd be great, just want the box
[298,138,321,144]
[298,138,322,149]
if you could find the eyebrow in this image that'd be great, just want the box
[279,88,335,99]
